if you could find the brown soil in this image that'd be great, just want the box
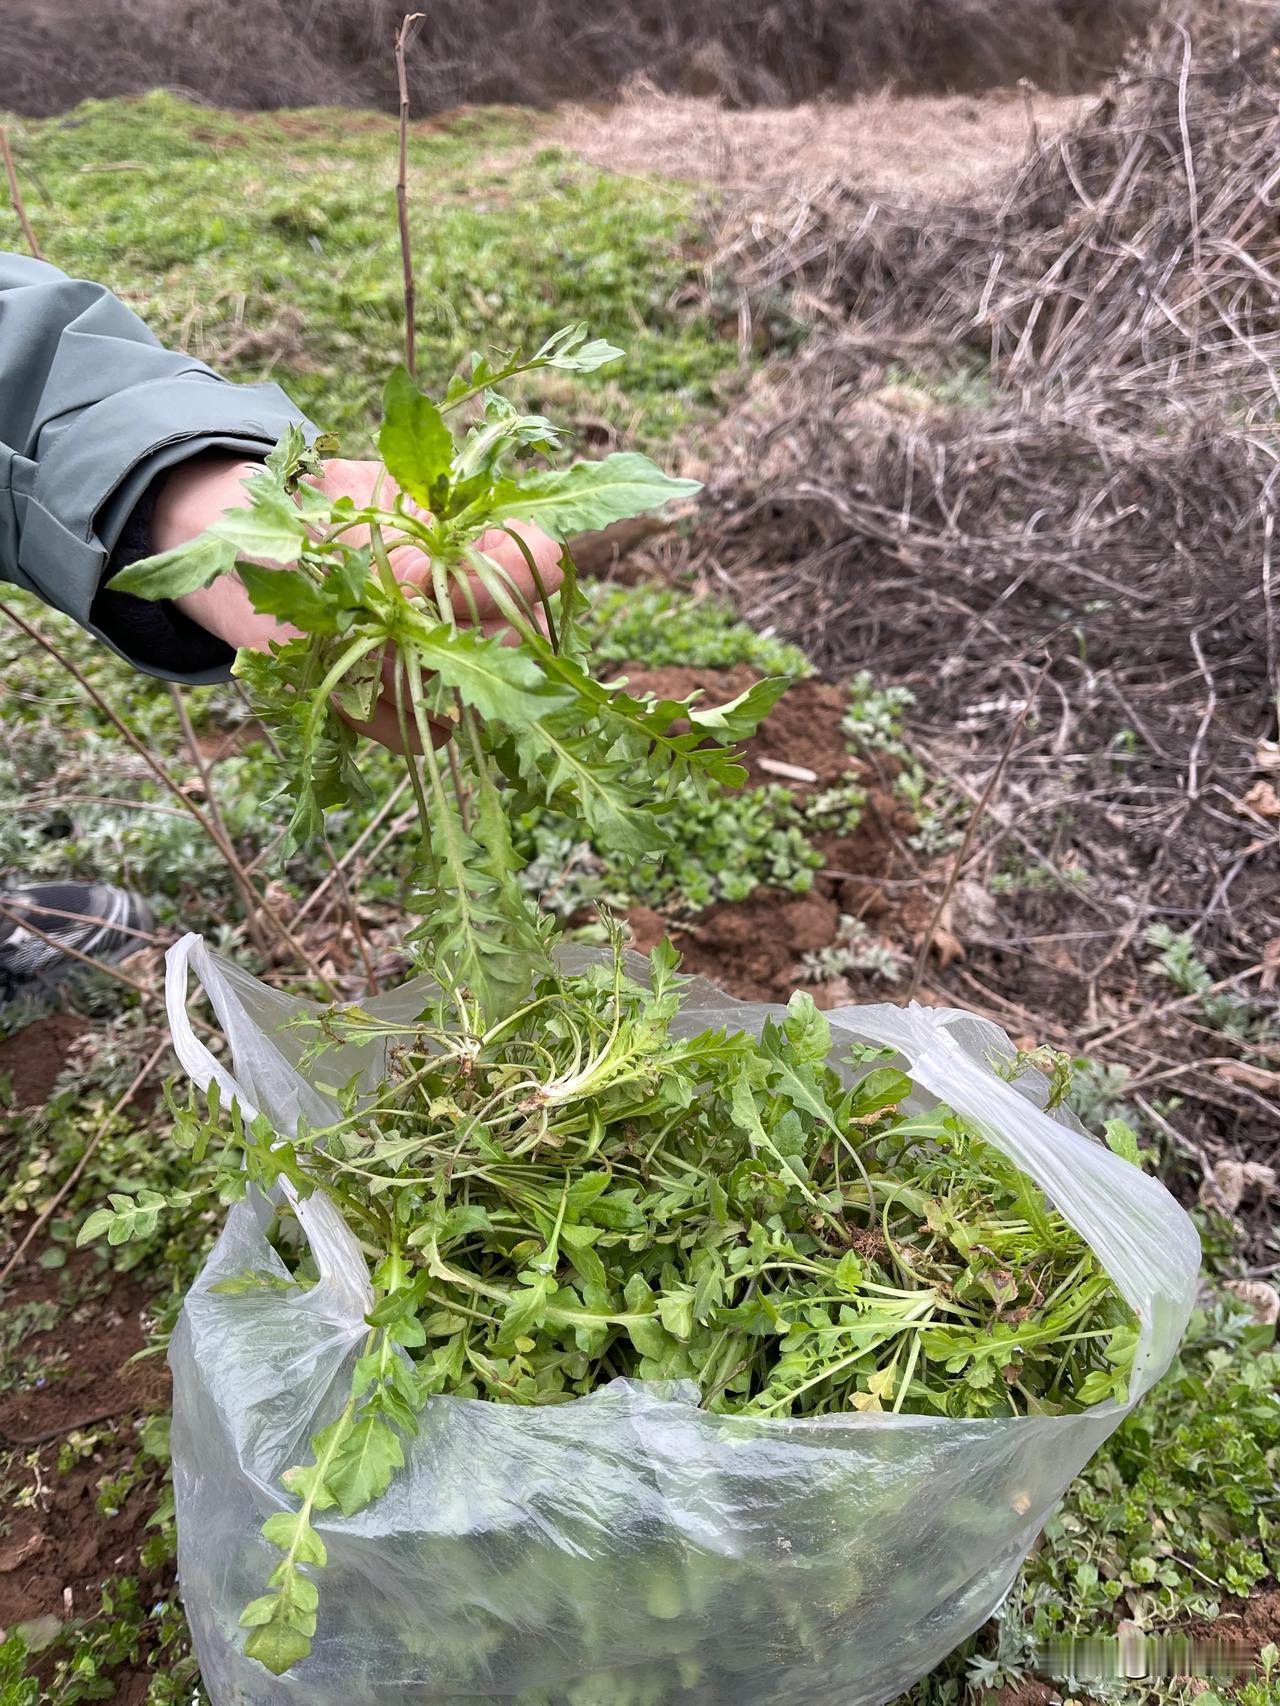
[1186,1585,1280,1655]
[0,1260,171,1636]
[0,1013,90,1109]
[621,666,921,1002]
[991,1685,1057,1706]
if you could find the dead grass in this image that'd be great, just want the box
[555,83,1093,201]
[1,0,1152,117]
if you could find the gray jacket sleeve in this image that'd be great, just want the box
[0,250,312,682]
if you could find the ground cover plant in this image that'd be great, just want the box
[0,93,734,452]
[68,311,1159,1686]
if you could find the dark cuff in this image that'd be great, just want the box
[94,479,237,679]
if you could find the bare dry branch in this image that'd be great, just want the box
[0,124,45,259]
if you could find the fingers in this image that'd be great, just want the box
[303,467,570,754]
[471,519,565,614]
[322,462,562,628]
[333,651,453,755]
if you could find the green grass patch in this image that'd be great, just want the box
[587,582,813,676]
[2,93,737,451]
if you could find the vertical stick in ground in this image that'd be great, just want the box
[395,13,426,379]
[1,125,45,261]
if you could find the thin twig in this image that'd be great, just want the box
[293,774,411,923]
[168,684,266,953]
[1084,961,1265,1050]
[1175,25,1203,368]
[320,829,380,994]
[394,13,426,378]
[0,600,336,996]
[1,125,45,261]
[906,658,1051,1002]
[1185,626,1216,800]
[0,1037,169,1288]
[0,793,194,819]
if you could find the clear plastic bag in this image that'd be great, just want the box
[164,932,1199,1706]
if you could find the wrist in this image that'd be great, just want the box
[155,455,269,647]
[152,454,259,556]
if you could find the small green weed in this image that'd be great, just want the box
[29,1575,199,1705]
[842,670,915,758]
[1144,925,1266,1040]
[1,1063,219,1286]
[515,784,824,916]
[0,1298,64,1396]
[585,582,812,676]
[989,859,1091,896]
[0,1635,39,1706]
[838,672,961,854]
[883,358,993,412]
[797,915,906,986]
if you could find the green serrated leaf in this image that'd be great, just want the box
[400,612,569,726]
[325,1415,405,1518]
[265,422,327,490]
[487,452,701,537]
[379,366,454,508]
[237,564,348,636]
[850,1067,914,1119]
[534,325,625,373]
[687,676,790,742]
[657,1291,695,1342]
[261,1511,327,1568]
[242,1608,314,1674]
[76,1207,116,1247]
[107,530,238,600]
[495,1276,554,1351]
[211,478,311,565]
[1104,1119,1141,1165]
[782,993,832,1067]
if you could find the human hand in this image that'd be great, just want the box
[160,454,564,749]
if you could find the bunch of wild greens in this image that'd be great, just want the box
[113,326,783,1026]
[92,331,1138,1676]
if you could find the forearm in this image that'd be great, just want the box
[0,250,311,680]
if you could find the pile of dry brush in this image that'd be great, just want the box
[704,2,1279,1223]
[2,0,1151,117]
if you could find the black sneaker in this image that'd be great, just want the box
[0,882,154,1006]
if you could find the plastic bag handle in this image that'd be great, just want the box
[166,932,262,1119]
[166,934,373,1316]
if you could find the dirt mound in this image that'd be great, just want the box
[0,1013,89,1109]
[0,0,1152,118]
[620,668,924,1003]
